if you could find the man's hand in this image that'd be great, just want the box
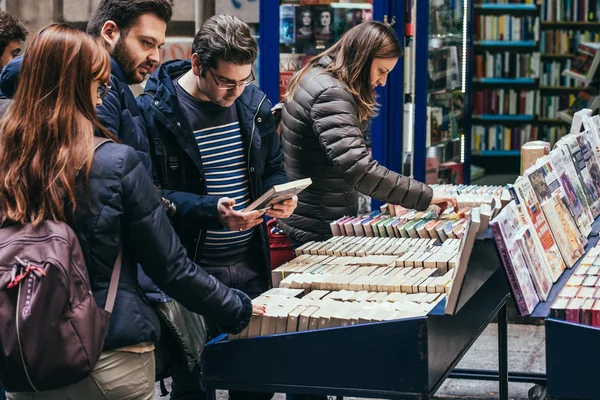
[252,304,266,315]
[217,197,265,231]
[266,195,298,219]
[430,191,459,214]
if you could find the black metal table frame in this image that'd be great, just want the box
[205,300,544,400]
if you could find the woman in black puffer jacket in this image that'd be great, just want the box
[279,22,457,244]
[0,24,258,400]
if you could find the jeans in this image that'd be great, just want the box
[6,350,155,400]
[170,253,271,400]
[0,388,6,400]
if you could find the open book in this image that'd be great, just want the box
[243,178,312,212]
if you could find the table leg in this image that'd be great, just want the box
[498,303,509,400]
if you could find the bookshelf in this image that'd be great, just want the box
[538,0,600,144]
[471,1,540,173]
[472,0,600,175]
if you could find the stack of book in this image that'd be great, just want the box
[230,287,446,339]
[492,112,600,316]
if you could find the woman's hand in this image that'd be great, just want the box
[430,191,459,214]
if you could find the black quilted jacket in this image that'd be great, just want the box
[73,141,251,350]
[279,57,433,243]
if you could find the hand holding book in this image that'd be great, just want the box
[217,197,265,231]
[264,195,298,219]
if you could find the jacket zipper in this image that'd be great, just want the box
[16,275,39,391]
[247,95,267,198]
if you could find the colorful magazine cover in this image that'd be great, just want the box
[491,203,541,313]
[511,177,566,282]
[547,149,593,236]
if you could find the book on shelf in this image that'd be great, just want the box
[491,202,540,315]
[426,106,443,147]
[428,46,461,91]
[562,42,600,85]
[243,178,312,212]
[557,88,600,124]
[475,51,540,79]
[473,89,538,115]
[475,14,540,42]
[541,0,600,23]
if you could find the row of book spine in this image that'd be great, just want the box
[540,94,574,119]
[473,89,538,115]
[474,51,540,79]
[475,15,540,41]
[472,125,538,152]
[540,60,576,86]
[540,0,599,22]
[541,29,600,54]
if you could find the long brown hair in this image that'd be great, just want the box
[0,23,113,225]
[285,21,402,123]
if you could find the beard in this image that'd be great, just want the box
[112,35,153,85]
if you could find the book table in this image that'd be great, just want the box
[202,233,513,400]
[536,218,600,400]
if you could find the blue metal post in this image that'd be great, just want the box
[259,0,279,105]
[413,0,429,182]
[369,0,390,211]
[387,0,405,174]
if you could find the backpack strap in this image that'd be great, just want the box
[92,136,121,313]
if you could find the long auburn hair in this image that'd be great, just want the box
[0,23,114,225]
[285,21,402,123]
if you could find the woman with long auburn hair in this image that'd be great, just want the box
[0,24,257,399]
[279,21,458,244]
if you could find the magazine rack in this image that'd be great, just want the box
[202,234,512,400]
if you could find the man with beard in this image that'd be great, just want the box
[138,14,301,400]
[86,0,172,177]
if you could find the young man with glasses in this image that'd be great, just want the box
[138,14,297,400]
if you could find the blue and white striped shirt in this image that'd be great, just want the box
[176,81,254,260]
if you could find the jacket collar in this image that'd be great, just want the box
[110,57,127,84]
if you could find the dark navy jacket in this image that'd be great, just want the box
[74,142,251,350]
[137,60,287,283]
[96,58,153,177]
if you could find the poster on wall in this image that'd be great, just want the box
[216,0,259,24]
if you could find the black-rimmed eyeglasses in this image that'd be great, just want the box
[208,67,255,90]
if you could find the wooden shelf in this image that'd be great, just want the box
[541,21,600,29]
[539,86,583,92]
[540,53,575,59]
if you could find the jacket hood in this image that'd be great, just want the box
[0,55,22,98]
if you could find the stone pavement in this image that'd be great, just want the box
[155,323,545,400]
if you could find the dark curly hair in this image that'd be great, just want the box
[86,0,172,37]
[0,12,27,57]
